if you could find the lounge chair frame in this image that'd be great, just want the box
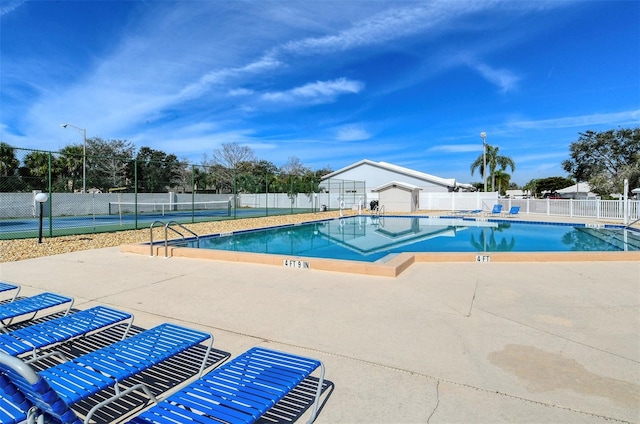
[0,292,73,332]
[0,306,133,362]
[129,346,325,424]
[0,282,20,302]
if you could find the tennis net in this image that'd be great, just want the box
[108,200,231,217]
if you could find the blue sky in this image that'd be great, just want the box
[1,0,638,186]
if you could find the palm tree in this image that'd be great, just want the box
[492,169,511,195]
[56,145,84,191]
[0,142,19,177]
[23,151,52,190]
[470,144,515,192]
[470,152,487,188]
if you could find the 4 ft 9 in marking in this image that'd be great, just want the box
[283,259,310,269]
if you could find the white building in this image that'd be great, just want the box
[320,160,474,194]
[556,182,597,199]
[320,159,478,213]
[371,181,421,213]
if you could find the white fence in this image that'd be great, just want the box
[241,191,639,222]
[410,192,637,223]
[2,191,638,224]
[497,197,639,223]
[417,192,500,212]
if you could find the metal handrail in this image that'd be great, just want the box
[371,204,385,216]
[149,220,165,257]
[149,220,199,257]
[164,221,199,258]
[624,217,640,229]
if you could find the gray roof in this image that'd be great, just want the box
[321,159,468,189]
[371,181,422,192]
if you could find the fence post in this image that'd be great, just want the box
[47,152,53,238]
[191,165,195,223]
[569,199,573,217]
[546,198,550,216]
[134,159,139,229]
[623,178,629,225]
[265,173,269,216]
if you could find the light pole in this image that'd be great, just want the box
[480,132,487,192]
[61,123,87,193]
[34,192,48,243]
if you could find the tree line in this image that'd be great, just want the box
[0,139,332,195]
[1,127,637,196]
[522,127,639,198]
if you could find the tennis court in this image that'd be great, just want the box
[0,205,313,240]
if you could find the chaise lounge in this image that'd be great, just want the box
[0,323,213,424]
[0,305,133,361]
[0,292,73,331]
[503,206,521,217]
[486,204,502,217]
[128,346,325,424]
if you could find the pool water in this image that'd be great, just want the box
[191,216,640,263]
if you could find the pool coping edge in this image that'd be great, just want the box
[120,243,640,278]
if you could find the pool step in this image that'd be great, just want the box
[576,227,640,250]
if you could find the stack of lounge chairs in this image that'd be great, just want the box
[0,283,327,424]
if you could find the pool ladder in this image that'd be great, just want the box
[624,217,640,229]
[150,220,199,258]
[370,204,385,226]
[370,204,385,217]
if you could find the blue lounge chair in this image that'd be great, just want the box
[129,347,325,424]
[0,386,29,424]
[0,380,29,424]
[0,323,213,424]
[503,206,520,217]
[0,282,20,302]
[0,292,73,331]
[0,306,133,361]
[486,204,502,216]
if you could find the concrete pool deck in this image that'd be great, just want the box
[0,238,638,422]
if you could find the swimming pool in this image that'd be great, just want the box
[187,216,640,263]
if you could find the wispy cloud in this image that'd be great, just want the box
[428,144,482,153]
[0,0,24,16]
[515,152,568,164]
[335,125,371,141]
[227,88,254,97]
[177,56,282,100]
[506,109,640,130]
[470,62,521,93]
[261,78,364,104]
[277,1,494,57]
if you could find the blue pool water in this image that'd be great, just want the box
[189,216,640,262]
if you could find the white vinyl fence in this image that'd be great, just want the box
[411,192,638,224]
[497,198,639,223]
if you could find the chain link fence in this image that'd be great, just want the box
[0,147,365,240]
